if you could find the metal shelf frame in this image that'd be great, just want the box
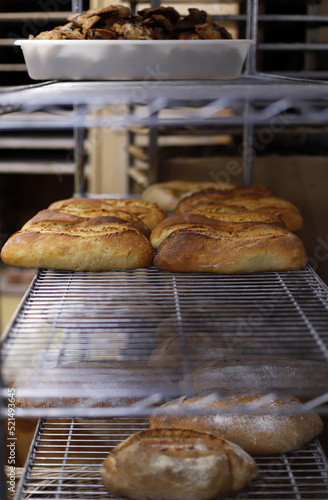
[1,264,328,419]
[1,3,328,499]
[14,417,328,500]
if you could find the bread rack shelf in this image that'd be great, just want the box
[1,264,328,418]
[1,74,327,187]
[1,75,328,130]
[14,418,328,500]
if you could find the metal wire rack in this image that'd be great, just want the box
[14,417,328,500]
[1,264,328,417]
[1,75,328,130]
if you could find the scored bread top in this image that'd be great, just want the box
[1,215,154,271]
[153,222,307,273]
[101,427,258,499]
[174,184,303,233]
[48,197,167,231]
[22,209,151,236]
[149,394,324,456]
[150,212,286,249]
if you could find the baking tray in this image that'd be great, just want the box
[15,39,254,81]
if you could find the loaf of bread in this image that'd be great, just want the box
[14,361,178,409]
[100,428,257,500]
[142,180,235,212]
[153,217,307,273]
[175,186,303,232]
[179,359,328,402]
[147,309,284,376]
[149,394,324,456]
[0,197,167,271]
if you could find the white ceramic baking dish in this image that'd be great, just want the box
[15,39,255,81]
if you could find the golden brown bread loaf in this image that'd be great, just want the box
[1,216,154,271]
[100,428,257,500]
[142,180,235,212]
[153,219,307,273]
[175,186,303,232]
[149,394,324,456]
[0,196,166,271]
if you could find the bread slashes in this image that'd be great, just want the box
[149,394,323,456]
[101,428,257,500]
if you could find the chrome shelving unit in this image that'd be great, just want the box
[1,264,328,418]
[1,74,328,189]
[15,418,328,500]
[1,2,328,499]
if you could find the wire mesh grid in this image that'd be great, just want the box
[15,417,328,500]
[1,265,328,414]
[2,76,328,131]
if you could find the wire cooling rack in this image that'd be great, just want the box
[14,417,328,500]
[1,265,328,416]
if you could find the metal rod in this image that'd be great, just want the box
[71,0,83,14]
[73,112,86,196]
[245,0,259,75]
[242,122,254,186]
[148,124,159,185]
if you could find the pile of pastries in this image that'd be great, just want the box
[29,5,233,41]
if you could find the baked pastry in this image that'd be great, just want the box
[100,428,257,500]
[142,180,235,212]
[179,358,328,402]
[149,394,324,456]
[29,6,233,41]
[153,218,307,273]
[0,197,166,271]
[175,187,303,233]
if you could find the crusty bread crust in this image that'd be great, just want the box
[22,208,151,236]
[1,216,154,271]
[101,428,257,500]
[175,187,303,232]
[1,197,166,271]
[153,223,307,273]
[48,197,167,231]
[149,394,324,456]
[150,212,286,249]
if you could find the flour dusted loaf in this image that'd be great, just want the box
[142,180,235,212]
[1,197,167,271]
[13,360,178,409]
[179,358,328,402]
[175,185,303,232]
[100,428,257,500]
[149,394,324,456]
[152,214,307,273]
